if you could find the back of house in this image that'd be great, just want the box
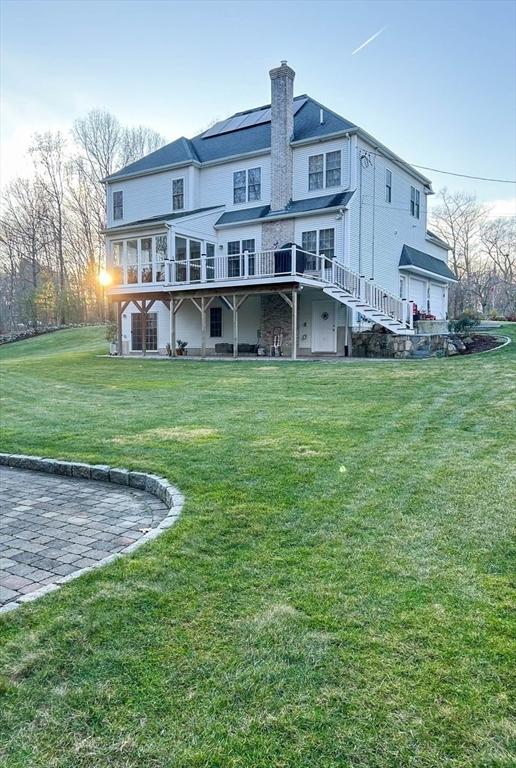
[104,61,456,357]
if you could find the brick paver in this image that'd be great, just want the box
[0,466,169,607]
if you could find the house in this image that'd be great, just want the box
[104,61,456,358]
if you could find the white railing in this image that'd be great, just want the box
[112,245,413,330]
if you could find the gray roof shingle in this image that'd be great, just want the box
[105,96,357,182]
[106,206,222,232]
[215,191,354,226]
[400,245,457,281]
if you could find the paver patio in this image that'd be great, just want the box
[0,466,169,607]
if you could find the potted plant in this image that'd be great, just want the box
[176,339,188,356]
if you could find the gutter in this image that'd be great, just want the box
[214,201,353,230]
[399,264,457,283]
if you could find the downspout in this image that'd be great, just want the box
[371,148,377,281]
[358,149,363,276]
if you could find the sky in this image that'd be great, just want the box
[1,0,515,216]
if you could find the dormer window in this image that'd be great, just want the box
[233,168,261,204]
[113,190,123,220]
[309,151,341,191]
[172,178,184,210]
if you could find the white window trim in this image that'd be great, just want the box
[301,227,336,267]
[112,190,123,221]
[308,151,342,192]
[233,167,262,204]
[385,169,392,204]
[172,177,185,211]
[410,186,421,219]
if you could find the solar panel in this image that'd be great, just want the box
[202,98,307,139]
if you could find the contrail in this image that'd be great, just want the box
[351,27,386,55]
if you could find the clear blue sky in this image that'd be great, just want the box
[1,0,515,214]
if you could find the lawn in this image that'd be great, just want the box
[0,326,514,768]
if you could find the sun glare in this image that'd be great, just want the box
[99,269,112,287]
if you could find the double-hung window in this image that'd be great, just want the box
[233,168,261,203]
[308,154,324,190]
[113,190,123,220]
[325,151,341,187]
[385,169,392,203]
[309,151,342,190]
[172,178,184,210]
[248,168,261,201]
[301,228,335,270]
[410,186,420,218]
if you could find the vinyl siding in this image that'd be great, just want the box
[199,157,271,211]
[107,167,191,227]
[292,137,352,200]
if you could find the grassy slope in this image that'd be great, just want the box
[0,327,514,768]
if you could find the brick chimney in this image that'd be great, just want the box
[269,60,295,212]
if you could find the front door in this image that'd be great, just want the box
[312,300,336,353]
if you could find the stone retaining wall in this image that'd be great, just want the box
[351,331,457,359]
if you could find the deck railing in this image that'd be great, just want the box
[111,245,412,330]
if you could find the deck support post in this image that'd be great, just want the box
[201,296,207,358]
[291,289,298,360]
[170,297,176,356]
[117,302,123,356]
[233,293,238,358]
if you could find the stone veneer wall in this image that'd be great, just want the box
[351,331,455,359]
[260,294,292,355]
[261,219,295,250]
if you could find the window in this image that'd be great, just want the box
[140,238,152,282]
[309,151,341,190]
[172,178,184,210]
[301,228,335,269]
[248,168,261,201]
[131,312,157,351]
[127,239,138,284]
[325,151,341,187]
[399,275,406,298]
[301,230,318,270]
[206,242,215,281]
[210,307,222,337]
[155,235,167,282]
[319,229,335,260]
[385,169,392,203]
[308,154,324,190]
[233,168,261,203]
[228,240,241,277]
[233,171,246,203]
[113,191,123,220]
[227,239,255,277]
[410,186,420,218]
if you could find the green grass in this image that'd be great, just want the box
[0,326,515,768]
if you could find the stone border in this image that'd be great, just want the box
[0,453,184,614]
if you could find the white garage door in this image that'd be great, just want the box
[429,283,446,319]
[409,277,427,313]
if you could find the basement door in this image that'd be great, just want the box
[312,300,336,353]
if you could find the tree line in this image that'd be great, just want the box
[430,189,515,319]
[1,121,514,333]
[0,112,166,333]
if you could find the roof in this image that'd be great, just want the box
[399,245,457,281]
[426,229,451,250]
[215,191,354,226]
[105,96,357,182]
[105,206,222,233]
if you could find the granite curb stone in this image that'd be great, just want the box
[0,453,184,614]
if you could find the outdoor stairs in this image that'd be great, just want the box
[320,262,414,335]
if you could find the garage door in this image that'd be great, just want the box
[429,283,446,319]
[409,277,427,313]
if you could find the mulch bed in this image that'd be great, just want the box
[462,334,505,355]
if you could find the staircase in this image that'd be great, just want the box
[320,260,414,335]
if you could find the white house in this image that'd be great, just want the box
[104,61,456,358]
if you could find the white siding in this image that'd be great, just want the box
[347,137,434,296]
[107,167,191,227]
[199,156,271,211]
[292,137,353,200]
[294,212,344,259]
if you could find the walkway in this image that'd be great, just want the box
[0,466,169,608]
